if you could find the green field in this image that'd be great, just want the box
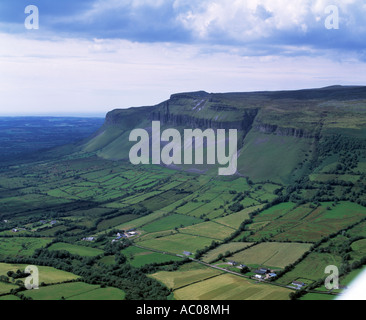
[23,282,125,300]
[348,220,366,238]
[249,202,366,243]
[201,243,254,263]
[214,205,265,229]
[0,263,80,285]
[0,238,52,259]
[275,252,343,285]
[0,282,19,295]
[229,242,312,269]
[300,293,335,300]
[310,173,361,183]
[173,273,291,300]
[136,229,181,242]
[96,214,139,231]
[138,233,216,255]
[98,255,116,266]
[47,243,104,257]
[351,239,366,261]
[142,214,203,233]
[151,264,223,290]
[180,221,235,241]
[115,210,170,232]
[121,246,183,267]
[175,200,207,215]
[254,202,297,222]
[0,294,21,300]
[67,286,126,300]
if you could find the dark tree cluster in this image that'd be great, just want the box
[2,247,171,300]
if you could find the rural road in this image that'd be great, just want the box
[132,243,339,297]
[132,243,301,292]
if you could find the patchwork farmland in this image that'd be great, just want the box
[0,117,366,301]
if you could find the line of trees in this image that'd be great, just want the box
[2,245,171,300]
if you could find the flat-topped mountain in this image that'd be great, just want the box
[82,86,366,184]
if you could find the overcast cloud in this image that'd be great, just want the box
[0,0,365,115]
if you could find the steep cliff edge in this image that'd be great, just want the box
[81,86,366,183]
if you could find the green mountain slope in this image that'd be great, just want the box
[82,86,366,184]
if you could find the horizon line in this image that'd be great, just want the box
[0,113,107,118]
[1,84,365,118]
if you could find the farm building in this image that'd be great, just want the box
[116,233,127,238]
[269,273,277,278]
[254,268,269,275]
[82,237,95,242]
[228,261,237,266]
[183,251,192,256]
[292,281,306,289]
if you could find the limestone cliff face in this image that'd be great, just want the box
[148,97,313,139]
[103,99,314,140]
[254,122,314,138]
[101,86,366,139]
[150,105,258,132]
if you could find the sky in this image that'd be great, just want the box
[1,0,366,116]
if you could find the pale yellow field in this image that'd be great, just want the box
[0,282,18,295]
[151,267,223,290]
[114,210,168,231]
[229,242,312,269]
[214,205,265,229]
[201,242,253,263]
[0,263,80,285]
[180,221,235,241]
[173,273,291,300]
